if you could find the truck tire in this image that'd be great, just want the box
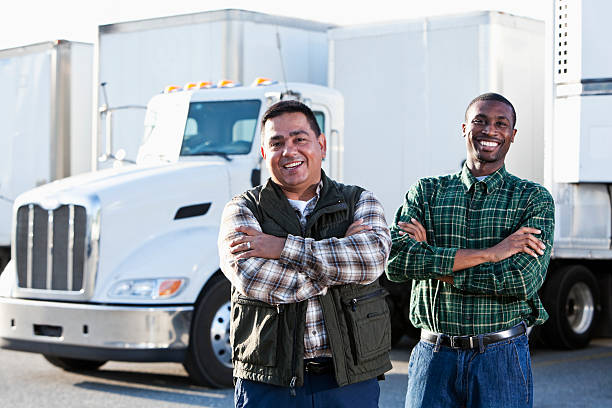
[380,276,420,346]
[540,265,599,349]
[43,355,106,371]
[183,274,233,388]
[0,246,10,274]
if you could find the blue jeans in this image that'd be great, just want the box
[405,334,532,408]
[235,374,380,408]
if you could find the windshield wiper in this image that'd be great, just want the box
[199,152,233,162]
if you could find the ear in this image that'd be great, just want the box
[461,123,467,138]
[511,128,517,143]
[318,133,327,159]
[260,145,266,159]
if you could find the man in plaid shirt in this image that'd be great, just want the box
[387,93,554,408]
[219,100,392,407]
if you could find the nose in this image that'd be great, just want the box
[282,141,298,156]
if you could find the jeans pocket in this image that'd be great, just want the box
[511,336,532,404]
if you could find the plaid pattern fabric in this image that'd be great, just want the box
[219,189,391,358]
[387,165,555,336]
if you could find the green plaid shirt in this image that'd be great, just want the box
[386,165,555,336]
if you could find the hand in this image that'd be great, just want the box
[487,227,546,262]
[345,219,372,237]
[398,218,427,243]
[230,226,286,260]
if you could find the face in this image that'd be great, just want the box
[261,112,326,199]
[462,100,517,171]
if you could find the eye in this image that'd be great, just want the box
[495,121,508,128]
[472,119,484,125]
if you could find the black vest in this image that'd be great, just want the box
[229,173,392,388]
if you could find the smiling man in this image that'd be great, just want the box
[218,100,392,407]
[387,93,555,408]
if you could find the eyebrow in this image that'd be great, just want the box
[473,113,510,122]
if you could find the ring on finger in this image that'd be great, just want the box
[247,241,251,250]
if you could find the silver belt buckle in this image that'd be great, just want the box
[450,335,456,348]
[470,336,475,349]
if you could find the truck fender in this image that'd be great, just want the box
[97,226,221,304]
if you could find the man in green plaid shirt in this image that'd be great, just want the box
[387,93,554,408]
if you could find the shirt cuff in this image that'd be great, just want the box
[434,246,458,277]
[279,234,304,268]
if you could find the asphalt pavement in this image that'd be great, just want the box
[1,337,611,407]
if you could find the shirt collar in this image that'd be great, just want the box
[460,164,507,194]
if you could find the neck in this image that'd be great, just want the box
[466,159,503,177]
[279,181,320,201]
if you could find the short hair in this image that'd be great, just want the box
[465,93,516,128]
[261,100,321,137]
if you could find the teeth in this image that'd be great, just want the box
[284,161,302,169]
[480,141,499,147]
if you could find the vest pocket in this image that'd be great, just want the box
[342,288,391,365]
[231,297,279,367]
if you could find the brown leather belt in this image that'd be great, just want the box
[421,322,526,350]
[304,358,333,375]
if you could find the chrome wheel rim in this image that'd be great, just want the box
[210,301,232,368]
[565,282,595,335]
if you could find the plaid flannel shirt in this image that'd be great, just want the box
[219,188,391,358]
[387,165,555,336]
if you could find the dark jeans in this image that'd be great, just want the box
[234,374,380,408]
[406,334,532,408]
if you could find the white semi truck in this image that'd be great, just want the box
[329,3,612,349]
[94,9,332,168]
[1,2,610,389]
[0,80,343,388]
[0,40,93,272]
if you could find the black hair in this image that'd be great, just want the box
[261,100,321,136]
[465,93,516,128]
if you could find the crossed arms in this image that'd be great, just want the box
[386,183,555,300]
[218,191,391,305]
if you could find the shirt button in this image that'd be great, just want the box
[465,316,472,321]
[312,330,317,335]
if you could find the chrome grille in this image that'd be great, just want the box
[15,204,87,291]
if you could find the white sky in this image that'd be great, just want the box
[1,0,549,50]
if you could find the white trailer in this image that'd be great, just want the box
[328,11,544,220]
[330,6,612,349]
[0,40,93,272]
[94,9,333,169]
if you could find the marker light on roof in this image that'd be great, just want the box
[164,85,182,93]
[252,77,277,86]
[184,83,197,91]
[198,81,216,89]
[217,80,240,88]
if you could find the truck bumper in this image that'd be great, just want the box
[0,297,193,362]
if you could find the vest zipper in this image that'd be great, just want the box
[289,319,298,397]
[349,288,388,311]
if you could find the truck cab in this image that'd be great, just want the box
[0,80,343,388]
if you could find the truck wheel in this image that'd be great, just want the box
[43,355,106,371]
[540,265,599,349]
[183,274,233,388]
[0,246,10,274]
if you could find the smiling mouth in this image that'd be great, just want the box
[477,140,501,150]
[282,160,304,170]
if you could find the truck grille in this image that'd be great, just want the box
[15,204,87,291]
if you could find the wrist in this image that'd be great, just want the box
[482,248,495,263]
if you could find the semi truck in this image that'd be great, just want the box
[93,9,332,168]
[0,40,93,273]
[0,80,343,388]
[1,2,610,389]
[329,2,612,349]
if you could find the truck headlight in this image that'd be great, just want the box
[109,278,187,299]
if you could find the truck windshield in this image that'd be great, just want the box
[180,100,261,156]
